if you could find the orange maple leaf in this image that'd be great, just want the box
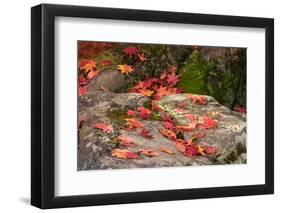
[117,64,134,75]
[87,70,99,80]
[154,86,177,100]
[160,147,174,155]
[159,129,177,141]
[138,53,146,62]
[177,122,197,132]
[125,118,144,129]
[117,135,134,147]
[138,88,154,97]
[188,94,207,105]
[112,149,139,159]
[139,149,159,157]
[92,123,114,133]
[79,59,97,73]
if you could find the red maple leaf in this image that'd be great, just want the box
[185,145,199,157]
[127,110,136,117]
[123,46,138,57]
[138,53,146,62]
[151,100,162,111]
[138,128,153,138]
[204,146,217,155]
[162,121,176,130]
[78,86,88,96]
[166,72,179,86]
[100,59,112,66]
[177,123,197,132]
[198,117,217,129]
[233,106,247,113]
[138,107,152,119]
[92,123,114,133]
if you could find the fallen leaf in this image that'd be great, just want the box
[198,117,217,129]
[185,145,199,157]
[117,64,134,75]
[92,123,114,133]
[197,145,206,156]
[139,149,159,157]
[138,88,154,97]
[188,94,207,105]
[79,59,97,73]
[117,135,134,147]
[138,53,146,62]
[204,146,217,155]
[138,107,152,119]
[177,123,197,132]
[78,86,88,96]
[176,141,186,153]
[233,106,247,113]
[125,118,144,129]
[139,128,153,138]
[159,129,177,141]
[127,110,136,117]
[160,147,174,155]
[112,149,139,159]
[123,46,138,57]
[162,121,176,130]
[87,70,99,80]
[100,59,112,66]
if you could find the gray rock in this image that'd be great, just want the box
[78,92,246,170]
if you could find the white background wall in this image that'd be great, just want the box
[0,0,279,212]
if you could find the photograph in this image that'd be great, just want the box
[77,41,247,170]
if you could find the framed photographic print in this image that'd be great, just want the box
[31,3,274,209]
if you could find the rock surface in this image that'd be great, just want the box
[78,92,246,170]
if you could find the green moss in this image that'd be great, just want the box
[107,109,128,125]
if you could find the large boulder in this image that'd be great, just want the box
[78,92,246,170]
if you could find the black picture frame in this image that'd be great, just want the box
[31,3,274,209]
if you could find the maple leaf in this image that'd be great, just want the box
[177,123,197,132]
[138,128,153,138]
[112,149,139,159]
[174,108,187,114]
[160,147,174,155]
[198,117,217,129]
[176,141,186,153]
[177,101,187,108]
[166,72,179,86]
[138,53,146,62]
[125,118,144,129]
[123,46,138,57]
[78,86,88,96]
[188,94,207,105]
[159,129,177,141]
[138,88,154,97]
[192,132,206,139]
[162,121,175,130]
[139,149,159,157]
[185,114,197,122]
[79,59,97,73]
[154,86,177,100]
[87,70,99,80]
[204,146,217,155]
[127,110,136,117]
[197,145,206,156]
[233,106,247,113]
[117,135,134,147]
[100,59,112,66]
[117,64,134,75]
[92,123,114,133]
[138,107,152,119]
[152,100,162,111]
[78,75,88,86]
[185,145,199,157]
